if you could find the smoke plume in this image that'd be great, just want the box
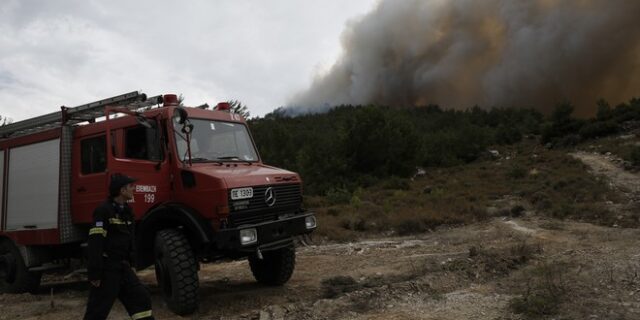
[290,0,640,116]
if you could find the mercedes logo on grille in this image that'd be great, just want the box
[264,187,276,207]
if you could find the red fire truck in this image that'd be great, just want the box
[0,91,316,315]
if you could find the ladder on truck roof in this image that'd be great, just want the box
[0,91,163,139]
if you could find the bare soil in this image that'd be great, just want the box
[572,151,640,225]
[571,151,640,198]
[2,151,640,319]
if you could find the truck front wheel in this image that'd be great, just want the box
[0,240,41,293]
[154,229,199,315]
[248,246,295,286]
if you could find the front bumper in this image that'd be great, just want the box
[215,212,316,252]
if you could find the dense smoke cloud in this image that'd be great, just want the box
[290,0,640,116]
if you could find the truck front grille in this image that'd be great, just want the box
[228,183,302,227]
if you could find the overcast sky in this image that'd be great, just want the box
[0,0,378,121]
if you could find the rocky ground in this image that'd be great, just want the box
[2,151,640,319]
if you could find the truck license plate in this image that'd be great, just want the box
[231,187,254,200]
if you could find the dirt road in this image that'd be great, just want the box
[1,216,639,320]
[572,151,640,227]
[571,151,640,197]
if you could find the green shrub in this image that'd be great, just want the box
[555,134,581,147]
[541,102,585,145]
[382,176,411,190]
[630,146,640,166]
[510,293,561,317]
[340,216,367,231]
[326,188,351,205]
[510,262,568,318]
[495,125,522,145]
[349,195,362,208]
[551,202,575,219]
[395,219,429,235]
[507,165,527,179]
[579,120,619,139]
[510,205,526,217]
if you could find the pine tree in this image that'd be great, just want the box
[227,100,251,119]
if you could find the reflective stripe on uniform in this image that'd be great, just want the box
[108,218,131,225]
[89,227,107,237]
[131,310,152,319]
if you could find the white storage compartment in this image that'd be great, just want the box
[6,139,60,230]
[0,150,4,229]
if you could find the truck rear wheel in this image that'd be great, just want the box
[248,246,295,286]
[154,229,199,315]
[0,240,41,293]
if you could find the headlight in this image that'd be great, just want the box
[305,216,317,229]
[239,228,258,245]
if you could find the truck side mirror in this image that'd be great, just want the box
[175,107,189,124]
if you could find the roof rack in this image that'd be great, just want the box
[0,91,163,139]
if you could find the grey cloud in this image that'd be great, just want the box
[0,0,378,120]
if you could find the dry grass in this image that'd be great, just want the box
[509,261,570,318]
[307,139,621,242]
[444,241,543,282]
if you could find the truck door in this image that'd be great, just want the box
[109,122,171,219]
[0,149,4,230]
[72,134,109,224]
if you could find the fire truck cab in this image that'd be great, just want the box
[0,92,316,315]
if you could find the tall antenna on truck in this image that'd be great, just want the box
[0,91,163,139]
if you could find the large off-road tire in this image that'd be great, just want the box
[0,240,41,293]
[248,245,295,286]
[154,229,199,315]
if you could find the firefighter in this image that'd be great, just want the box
[84,174,154,320]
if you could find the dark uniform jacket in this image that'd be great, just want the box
[87,199,136,281]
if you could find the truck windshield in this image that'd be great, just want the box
[173,118,259,162]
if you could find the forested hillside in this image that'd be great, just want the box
[249,98,640,195]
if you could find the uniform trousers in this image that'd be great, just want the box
[84,259,154,320]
